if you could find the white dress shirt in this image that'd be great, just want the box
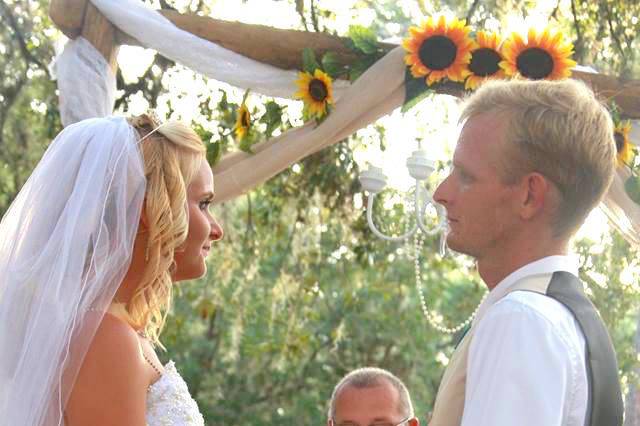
[460,256,588,426]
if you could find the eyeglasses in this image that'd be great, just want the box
[330,417,411,426]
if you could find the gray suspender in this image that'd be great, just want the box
[546,271,623,426]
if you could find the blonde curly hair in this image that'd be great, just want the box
[127,113,206,346]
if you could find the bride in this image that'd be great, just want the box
[0,113,223,425]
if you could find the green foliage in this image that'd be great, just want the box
[347,25,380,55]
[625,176,640,204]
[345,25,387,81]
[321,51,342,79]
[402,69,433,113]
[302,47,321,74]
[260,101,286,139]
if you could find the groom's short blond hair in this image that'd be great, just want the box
[461,79,616,237]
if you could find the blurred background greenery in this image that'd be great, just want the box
[1,0,639,424]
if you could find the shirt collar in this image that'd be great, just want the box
[473,255,579,325]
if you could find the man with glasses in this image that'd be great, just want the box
[327,367,419,426]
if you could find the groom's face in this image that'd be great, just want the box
[433,112,521,260]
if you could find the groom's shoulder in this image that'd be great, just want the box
[488,291,586,343]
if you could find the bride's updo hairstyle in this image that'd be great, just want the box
[127,113,206,345]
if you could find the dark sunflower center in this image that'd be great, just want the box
[469,48,501,76]
[418,35,457,70]
[516,48,554,79]
[614,131,625,153]
[309,79,328,102]
[241,109,250,128]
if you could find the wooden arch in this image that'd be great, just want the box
[49,0,640,118]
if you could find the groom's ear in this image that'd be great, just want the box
[518,172,550,221]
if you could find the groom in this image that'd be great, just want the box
[430,79,623,425]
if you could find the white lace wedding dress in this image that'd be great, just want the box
[146,360,205,425]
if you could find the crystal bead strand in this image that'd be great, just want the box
[412,231,488,334]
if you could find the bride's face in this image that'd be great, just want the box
[173,159,223,281]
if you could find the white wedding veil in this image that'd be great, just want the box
[0,117,146,425]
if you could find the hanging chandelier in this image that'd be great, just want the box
[358,146,447,241]
[358,147,487,334]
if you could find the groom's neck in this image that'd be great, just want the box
[477,238,570,290]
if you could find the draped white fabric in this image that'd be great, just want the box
[90,0,349,100]
[53,37,116,127]
[51,1,640,245]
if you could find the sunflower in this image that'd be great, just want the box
[465,31,505,90]
[402,15,475,86]
[294,69,334,120]
[234,102,250,141]
[614,121,634,168]
[500,27,576,80]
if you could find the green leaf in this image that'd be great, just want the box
[625,175,640,204]
[239,135,255,154]
[402,68,433,112]
[216,89,236,127]
[302,48,320,74]
[206,141,221,166]
[374,124,387,151]
[241,88,251,104]
[217,89,229,110]
[609,102,622,126]
[260,101,285,138]
[347,25,379,55]
[321,52,342,78]
[348,56,378,82]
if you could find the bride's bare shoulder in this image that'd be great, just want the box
[64,313,149,426]
[88,312,145,365]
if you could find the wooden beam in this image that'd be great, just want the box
[80,3,119,73]
[49,0,88,39]
[572,70,640,120]
[50,4,640,118]
[120,11,640,118]
[157,11,396,74]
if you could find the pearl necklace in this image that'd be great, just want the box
[411,231,488,334]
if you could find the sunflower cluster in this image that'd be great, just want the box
[402,16,577,90]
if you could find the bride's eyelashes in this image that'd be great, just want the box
[198,197,214,212]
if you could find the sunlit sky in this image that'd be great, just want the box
[113,0,634,245]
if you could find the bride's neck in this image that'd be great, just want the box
[113,231,148,305]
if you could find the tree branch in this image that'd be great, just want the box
[0,0,50,77]
[0,76,27,149]
[603,1,629,76]
[465,0,481,23]
[570,0,586,63]
[310,0,321,33]
[295,0,309,31]
[114,54,174,110]
[549,0,561,20]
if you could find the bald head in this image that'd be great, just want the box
[328,368,418,426]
